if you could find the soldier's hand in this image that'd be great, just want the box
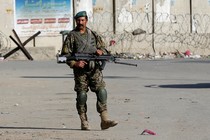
[96,49,103,56]
[74,61,87,68]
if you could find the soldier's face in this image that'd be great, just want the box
[76,17,87,30]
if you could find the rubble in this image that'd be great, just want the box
[113,49,204,60]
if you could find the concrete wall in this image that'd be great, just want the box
[1,0,210,60]
[0,0,62,60]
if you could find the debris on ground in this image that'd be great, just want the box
[141,129,156,135]
[113,49,204,60]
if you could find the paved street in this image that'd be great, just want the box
[0,59,210,140]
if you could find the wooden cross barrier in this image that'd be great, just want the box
[3,29,41,60]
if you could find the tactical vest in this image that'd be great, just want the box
[71,28,97,54]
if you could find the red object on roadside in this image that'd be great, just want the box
[141,129,156,135]
[109,40,116,46]
[185,50,191,56]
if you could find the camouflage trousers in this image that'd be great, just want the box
[73,67,107,114]
[73,67,106,92]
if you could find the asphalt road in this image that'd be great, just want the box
[0,59,210,140]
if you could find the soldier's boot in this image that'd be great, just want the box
[79,113,90,130]
[100,110,118,130]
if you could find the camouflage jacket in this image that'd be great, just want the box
[61,27,107,68]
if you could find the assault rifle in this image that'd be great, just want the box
[57,53,137,69]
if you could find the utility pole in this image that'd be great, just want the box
[73,0,75,28]
[189,0,192,33]
[152,0,156,54]
[113,0,116,34]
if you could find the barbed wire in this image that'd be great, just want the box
[1,10,210,55]
[88,10,210,54]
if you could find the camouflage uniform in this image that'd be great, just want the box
[61,28,108,114]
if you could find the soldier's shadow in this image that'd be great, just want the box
[0,126,100,131]
[0,126,78,131]
[21,75,137,79]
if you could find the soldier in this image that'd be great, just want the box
[61,11,118,130]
